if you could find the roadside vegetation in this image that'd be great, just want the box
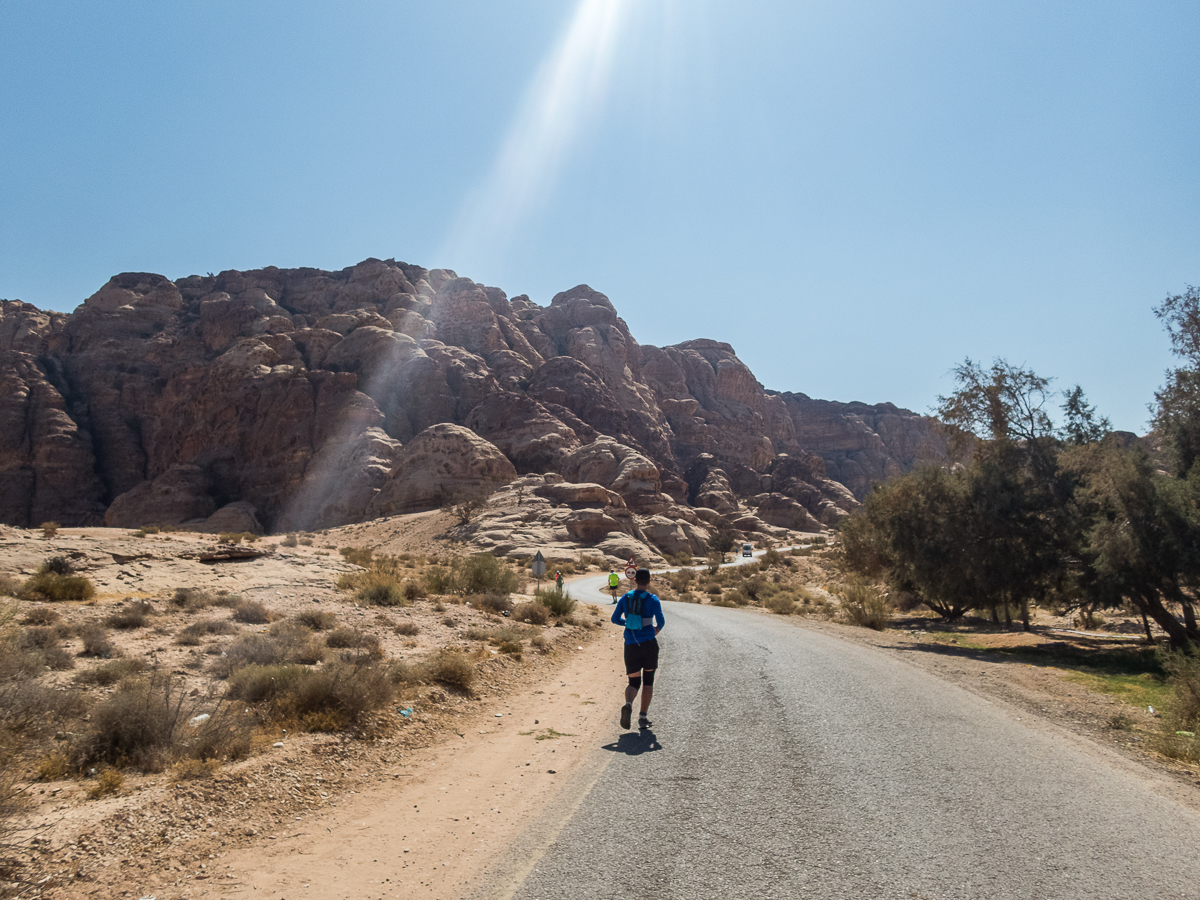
[836,287,1200,765]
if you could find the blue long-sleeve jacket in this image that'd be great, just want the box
[611,589,665,644]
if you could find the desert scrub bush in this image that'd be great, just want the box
[76,623,117,658]
[423,566,454,594]
[176,619,238,646]
[227,660,394,732]
[104,600,154,630]
[73,658,146,686]
[765,593,799,615]
[20,606,61,626]
[232,599,275,624]
[455,553,518,596]
[74,672,189,772]
[133,525,161,537]
[211,631,318,677]
[393,620,420,636]
[281,533,299,547]
[535,587,577,618]
[0,573,21,598]
[356,574,409,607]
[530,633,549,652]
[724,590,750,606]
[743,575,767,601]
[836,581,891,630]
[168,587,220,611]
[339,546,374,567]
[17,626,74,670]
[292,609,337,631]
[1162,648,1200,733]
[19,560,96,602]
[325,627,381,654]
[299,535,314,546]
[86,766,124,799]
[513,600,550,625]
[668,569,695,591]
[424,649,476,692]
[40,521,60,538]
[475,592,513,614]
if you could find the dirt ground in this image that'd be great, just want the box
[5,523,1200,898]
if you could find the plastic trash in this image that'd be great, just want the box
[188,714,210,728]
[399,707,413,718]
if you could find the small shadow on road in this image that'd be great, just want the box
[601,729,662,755]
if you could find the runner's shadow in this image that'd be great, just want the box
[601,729,663,755]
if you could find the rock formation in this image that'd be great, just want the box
[0,260,945,557]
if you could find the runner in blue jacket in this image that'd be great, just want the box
[611,568,665,730]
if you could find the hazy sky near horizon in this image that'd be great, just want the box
[2,0,1197,434]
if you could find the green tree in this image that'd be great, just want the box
[1060,385,1112,446]
[1063,442,1200,648]
[1153,285,1200,475]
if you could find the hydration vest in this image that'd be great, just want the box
[625,589,649,631]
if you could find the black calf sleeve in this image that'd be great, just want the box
[643,669,656,687]
[627,675,642,692]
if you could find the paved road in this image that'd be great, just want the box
[474,602,1200,900]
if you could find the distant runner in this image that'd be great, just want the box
[607,569,620,602]
[611,568,665,730]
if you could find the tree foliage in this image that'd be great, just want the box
[847,354,1199,645]
[1153,285,1200,475]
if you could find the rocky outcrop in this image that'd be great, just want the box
[1,259,942,535]
[779,393,945,499]
[366,424,517,518]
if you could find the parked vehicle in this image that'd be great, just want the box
[741,543,753,557]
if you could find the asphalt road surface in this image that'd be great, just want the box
[473,601,1200,900]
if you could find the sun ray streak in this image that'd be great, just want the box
[440,0,633,270]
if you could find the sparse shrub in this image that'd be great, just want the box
[1162,648,1200,734]
[299,536,314,546]
[744,576,766,601]
[41,521,60,538]
[497,640,522,656]
[402,579,421,601]
[226,660,394,731]
[464,625,491,641]
[134,526,160,537]
[21,607,61,626]
[765,594,799,615]
[217,532,243,544]
[837,581,891,630]
[171,758,221,780]
[214,626,326,676]
[87,767,124,799]
[325,627,378,653]
[357,575,408,607]
[77,623,117,658]
[169,587,220,611]
[293,610,337,631]
[725,590,750,606]
[530,634,549,652]
[105,600,153,630]
[20,569,96,602]
[513,601,550,625]
[281,534,299,547]
[476,592,513,614]
[41,556,74,575]
[424,566,454,594]
[232,599,274,624]
[535,587,576,618]
[176,619,238,645]
[424,650,475,692]
[340,546,374,568]
[0,678,83,734]
[35,751,71,781]
[394,620,420,636]
[74,673,189,772]
[456,553,518,595]
[0,573,21,597]
[74,658,146,686]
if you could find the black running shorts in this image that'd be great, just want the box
[624,638,659,675]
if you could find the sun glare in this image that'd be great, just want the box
[439,0,633,272]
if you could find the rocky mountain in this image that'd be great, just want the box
[0,259,943,558]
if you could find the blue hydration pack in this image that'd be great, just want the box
[625,590,648,631]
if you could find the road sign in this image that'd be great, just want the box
[532,551,546,579]
[624,555,637,580]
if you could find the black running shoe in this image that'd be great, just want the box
[638,715,652,729]
[620,702,632,730]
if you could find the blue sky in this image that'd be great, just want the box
[2,1,1197,433]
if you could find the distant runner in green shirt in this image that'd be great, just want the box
[607,570,620,603]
